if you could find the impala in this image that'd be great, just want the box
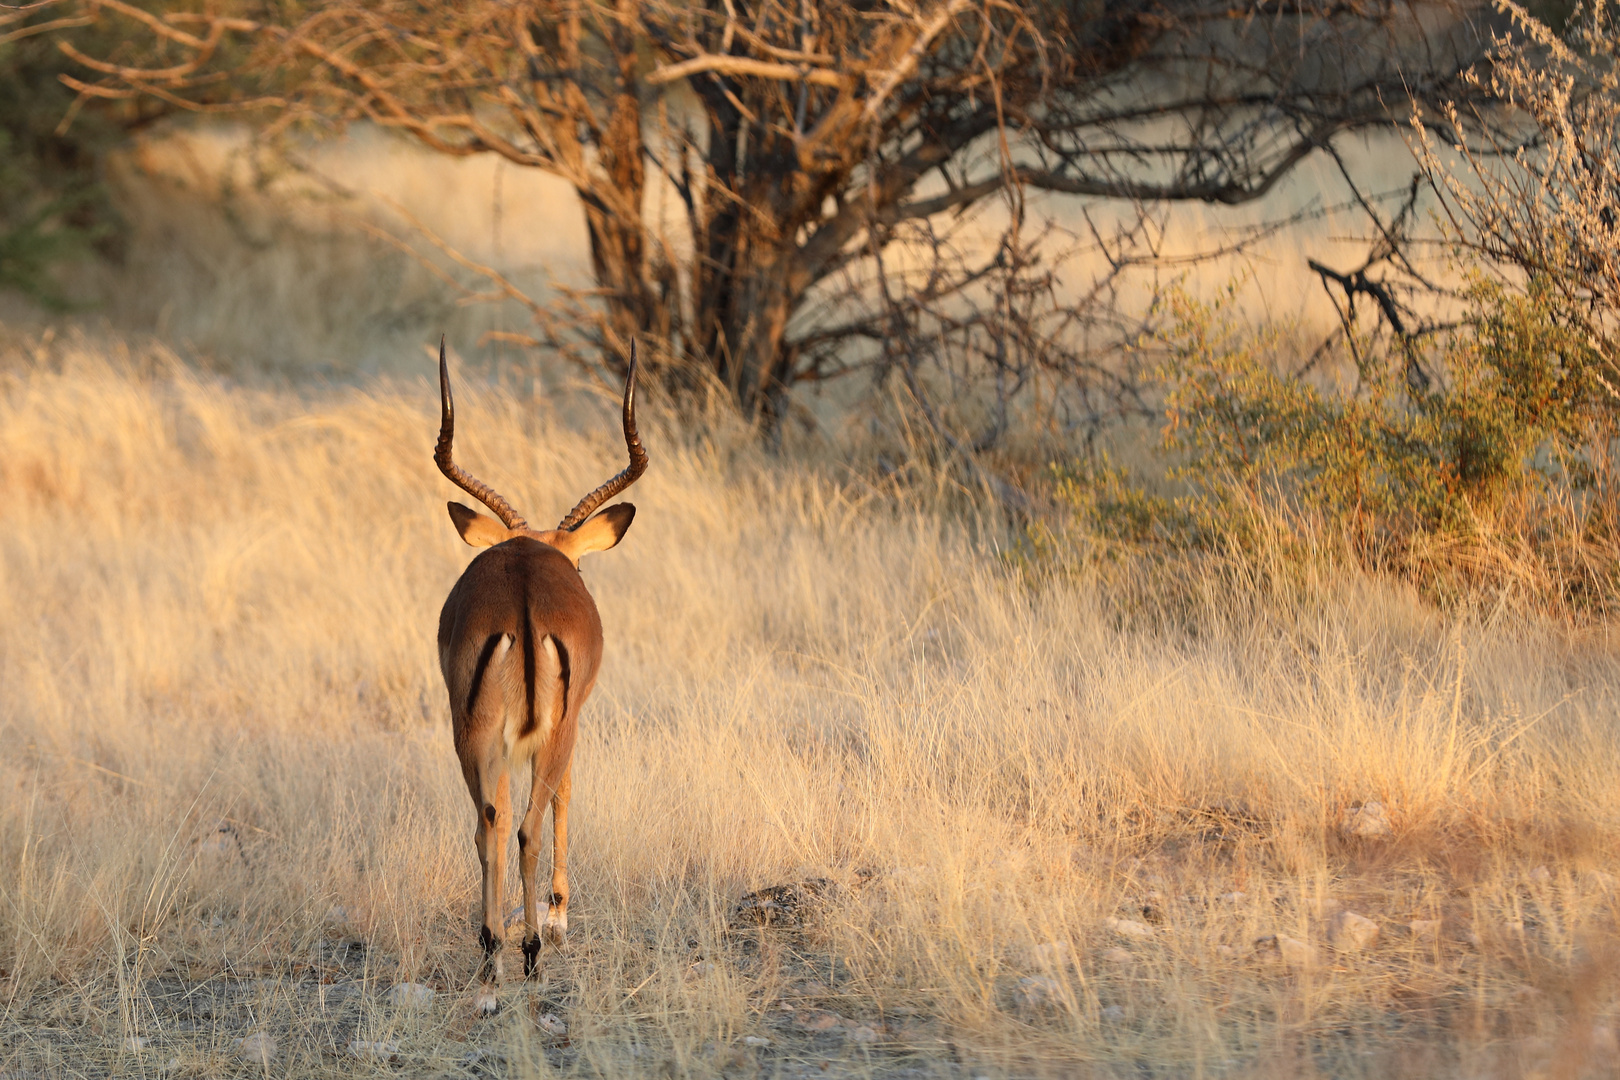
[432,338,647,1014]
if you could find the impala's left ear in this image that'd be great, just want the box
[553,503,636,562]
[447,501,514,548]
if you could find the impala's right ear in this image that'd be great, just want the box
[551,503,636,563]
[447,501,513,548]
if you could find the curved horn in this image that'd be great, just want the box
[557,339,649,531]
[434,337,530,531]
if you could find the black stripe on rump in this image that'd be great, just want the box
[554,635,571,726]
[466,633,505,716]
[520,603,536,738]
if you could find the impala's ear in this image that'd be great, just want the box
[555,503,636,561]
[447,501,513,548]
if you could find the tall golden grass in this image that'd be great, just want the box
[3,332,1620,1078]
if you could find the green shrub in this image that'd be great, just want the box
[1044,274,1620,618]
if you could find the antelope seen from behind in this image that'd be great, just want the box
[432,338,648,1014]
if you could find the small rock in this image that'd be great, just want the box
[1012,975,1061,1009]
[1529,865,1552,883]
[537,1013,568,1037]
[732,879,834,928]
[793,1009,843,1032]
[848,1025,879,1044]
[1098,947,1133,964]
[743,1036,771,1047]
[124,1036,149,1052]
[386,981,435,1008]
[1409,919,1441,940]
[197,822,245,864]
[1340,801,1393,839]
[1028,941,1072,968]
[1100,1004,1126,1022]
[235,1033,277,1066]
[1255,934,1316,968]
[787,978,828,996]
[1216,944,1236,958]
[347,1040,399,1061]
[1328,910,1379,952]
[1585,868,1619,891]
[1104,916,1153,939]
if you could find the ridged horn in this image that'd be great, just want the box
[434,337,530,531]
[557,339,649,531]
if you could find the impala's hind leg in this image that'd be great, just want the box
[470,767,512,1015]
[517,771,548,977]
[543,765,572,947]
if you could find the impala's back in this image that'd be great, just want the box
[429,338,646,1015]
[438,538,602,779]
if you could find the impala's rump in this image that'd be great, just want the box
[439,539,602,755]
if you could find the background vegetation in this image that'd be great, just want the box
[3,1,1620,1077]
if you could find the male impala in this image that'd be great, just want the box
[432,338,647,1014]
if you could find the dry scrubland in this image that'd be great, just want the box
[5,335,1620,1079]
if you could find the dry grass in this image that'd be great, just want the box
[3,331,1620,1079]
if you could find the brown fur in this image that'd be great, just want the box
[431,341,644,1013]
[437,511,632,1009]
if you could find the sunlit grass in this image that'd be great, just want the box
[2,334,1620,1078]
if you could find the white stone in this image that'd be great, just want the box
[743,1036,771,1047]
[1099,947,1134,964]
[1255,934,1316,968]
[196,822,240,862]
[1529,865,1552,883]
[1104,916,1154,939]
[1100,1004,1126,1022]
[1012,976,1061,1009]
[1585,869,1619,890]
[235,1033,277,1066]
[848,1025,879,1043]
[537,1013,568,1037]
[124,1036,149,1052]
[1340,801,1393,839]
[347,1040,399,1061]
[386,982,435,1008]
[1328,910,1380,952]
[1028,941,1072,968]
[793,1009,843,1032]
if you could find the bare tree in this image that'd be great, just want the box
[62,0,1489,427]
[1413,0,1620,399]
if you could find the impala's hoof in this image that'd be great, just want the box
[543,909,568,948]
[522,934,543,978]
[474,986,499,1016]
